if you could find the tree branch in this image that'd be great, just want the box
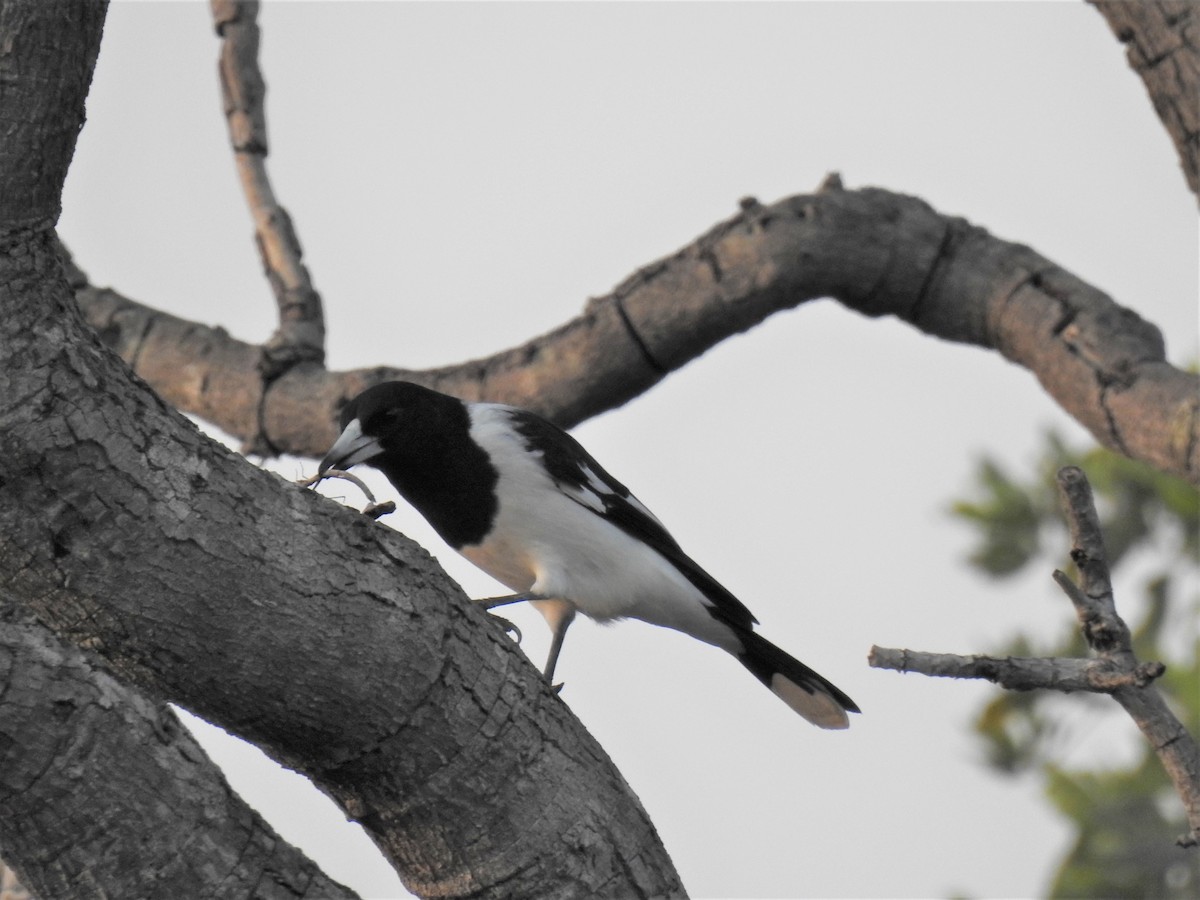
[1088,0,1200,205]
[0,616,357,900]
[1055,465,1200,847]
[67,179,1200,483]
[211,0,326,392]
[866,647,1165,693]
[871,466,1200,847]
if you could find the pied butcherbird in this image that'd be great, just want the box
[319,381,858,729]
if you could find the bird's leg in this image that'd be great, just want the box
[477,592,538,610]
[542,607,576,692]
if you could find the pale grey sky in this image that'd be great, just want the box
[61,2,1197,898]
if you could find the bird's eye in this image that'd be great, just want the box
[367,409,404,431]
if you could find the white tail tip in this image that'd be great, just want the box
[771,673,850,729]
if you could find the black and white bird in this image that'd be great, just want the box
[319,381,859,729]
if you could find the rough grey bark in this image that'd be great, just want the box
[0,235,683,897]
[0,3,683,897]
[1089,0,1200,204]
[0,617,357,900]
[3,0,1195,896]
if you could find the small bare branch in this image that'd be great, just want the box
[867,647,1164,693]
[1054,465,1200,846]
[872,466,1200,846]
[211,0,325,381]
[1054,465,1133,653]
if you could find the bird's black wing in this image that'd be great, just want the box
[507,409,758,630]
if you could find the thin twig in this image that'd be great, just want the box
[868,647,1165,693]
[1055,465,1200,847]
[210,0,325,379]
[1055,465,1132,653]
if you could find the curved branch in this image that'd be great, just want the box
[1088,0,1200,205]
[69,179,1200,483]
[211,0,326,389]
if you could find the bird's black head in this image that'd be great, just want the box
[319,381,466,476]
[318,381,499,548]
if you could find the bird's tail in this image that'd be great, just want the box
[735,628,859,729]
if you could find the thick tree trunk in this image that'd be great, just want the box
[0,2,683,896]
[0,233,683,897]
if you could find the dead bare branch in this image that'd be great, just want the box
[871,466,1200,847]
[866,647,1165,692]
[1055,465,1200,847]
[211,0,326,392]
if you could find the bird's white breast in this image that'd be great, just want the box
[464,405,739,652]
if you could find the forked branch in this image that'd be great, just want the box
[870,466,1200,847]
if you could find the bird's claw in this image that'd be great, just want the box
[489,613,522,644]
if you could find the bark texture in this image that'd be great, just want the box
[0,3,682,896]
[0,617,357,900]
[71,182,1200,483]
[0,0,103,230]
[0,234,684,898]
[4,0,1196,895]
[211,0,325,381]
[1089,0,1200,203]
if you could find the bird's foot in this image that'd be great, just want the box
[488,613,523,644]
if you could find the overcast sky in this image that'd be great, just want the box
[60,2,1197,898]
